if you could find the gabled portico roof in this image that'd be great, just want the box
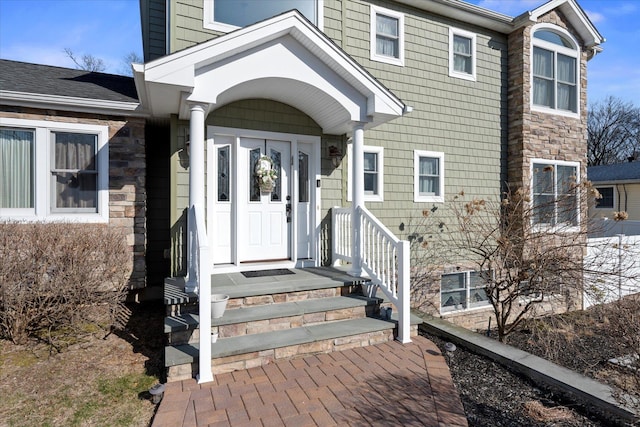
[133,11,407,135]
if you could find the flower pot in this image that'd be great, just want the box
[211,294,229,318]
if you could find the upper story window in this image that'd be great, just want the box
[531,26,579,116]
[0,118,109,222]
[531,159,580,228]
[595,186,614,209]
[204,0,322,32]
[449,28,476,81]
[414,150,444,203]
[370,5,404,66]
[348,145,384,202]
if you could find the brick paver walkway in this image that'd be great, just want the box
[151,336,468,426]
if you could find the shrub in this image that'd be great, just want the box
[0,222,131,345]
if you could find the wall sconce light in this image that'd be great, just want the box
[178,133,190,169]
[328,145,342,168]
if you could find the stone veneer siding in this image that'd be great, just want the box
[507,9,589,190]
[0,107,147,289]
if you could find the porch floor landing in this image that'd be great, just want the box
[152,335,467,427]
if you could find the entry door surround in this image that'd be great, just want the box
[207,126,320,270]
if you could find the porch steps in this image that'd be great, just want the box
[163,267,420,382]
[164,295,379,344]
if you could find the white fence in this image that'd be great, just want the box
[584,234,640,308]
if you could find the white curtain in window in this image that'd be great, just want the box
[419,157,439,195]
[533,47,554,107]
[376,15,398,57]
[0,129,33,208]
[557,54,576,111]
[53,132,97,209]
[453,35,471,73]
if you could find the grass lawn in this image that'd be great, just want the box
[0,302,164,427]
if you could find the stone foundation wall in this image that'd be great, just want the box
[0,107,146,289]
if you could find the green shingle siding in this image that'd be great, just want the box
[163,0,508,261]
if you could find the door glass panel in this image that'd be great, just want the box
[249,148,260,202]
[270,148,281,202]
[218,146,230,202]
[298,151,309,203]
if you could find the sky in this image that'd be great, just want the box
[0,0,638,104]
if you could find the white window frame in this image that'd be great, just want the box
[530,158,580,230]
[530,24,580,118]
[370,5,405,67]
[414,150,444,203]
[0,117,109,223]
[448,27,476,81]
[594,186,615,209]
[347,144,384,202]
[203,0,324,32]
[440,270,491,314]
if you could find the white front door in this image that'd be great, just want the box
[238,138,291,262]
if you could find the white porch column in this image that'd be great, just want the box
[186,103,207,293]
[349,123,365,277]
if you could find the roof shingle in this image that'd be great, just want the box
[0,59,138,103]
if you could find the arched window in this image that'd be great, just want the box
[532,27,579,114]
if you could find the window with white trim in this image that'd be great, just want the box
[347,145,384,202]
[414,150,444,203]
[441,271,490,313]
[449,27,476,81]
[203,0,322,32]
[595,186,614,209]
[532,26,579,115]
[370,5,404,66]
[531,160,579,227]
[0,118,109,222]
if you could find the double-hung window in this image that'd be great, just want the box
[370,5,404,66]
[532,26,579,115]
[441,271,490,313]
[0,118,108,222]
[347,145,383,202]
[414,150,444,203]
[449,28,476,81]
[204,0,321,32]
[531,160,579,227]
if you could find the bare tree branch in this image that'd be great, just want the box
[63,48,107,72]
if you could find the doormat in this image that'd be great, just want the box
[241,269,295,278]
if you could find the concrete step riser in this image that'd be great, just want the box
[167,329,395,382]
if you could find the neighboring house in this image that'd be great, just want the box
[588,160,640,235]
[1,0,604,381]
[588,161,640,220]
[0,60,150,291]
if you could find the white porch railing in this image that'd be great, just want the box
[188,204,213,383]
[332,206,411,343]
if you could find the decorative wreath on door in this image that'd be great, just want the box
[255,155,278,193]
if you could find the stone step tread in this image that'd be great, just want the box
[165,317,394,367]
[164,295,379,333]
[164,268,366,306]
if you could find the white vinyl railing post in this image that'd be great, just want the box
[195,205,213,384]
[397,240,411,343]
